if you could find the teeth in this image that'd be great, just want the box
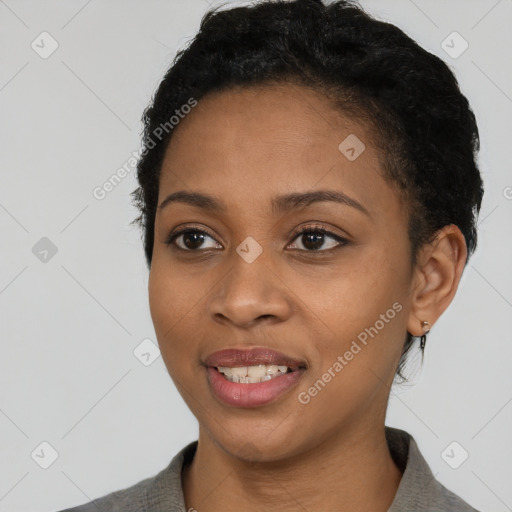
[266,365,279,375]
[230,367,248,378]
[217,364,293,383]
[247,365,267,378]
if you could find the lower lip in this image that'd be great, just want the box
[206,367,306,408]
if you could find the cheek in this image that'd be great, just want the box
[307,246,408,331]
[295,283,407,428]
[148,267,174,337]
[148,257,201,335]
[148,263,194,363]
[301,243,410,384]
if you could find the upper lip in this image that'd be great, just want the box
[204,347,308,369]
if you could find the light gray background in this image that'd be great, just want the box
[0,1,511,511]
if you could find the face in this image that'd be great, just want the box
[149,83,416,461]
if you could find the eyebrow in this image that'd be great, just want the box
[158,189,370,216]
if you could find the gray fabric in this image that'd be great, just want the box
[385,428,480,512]
[58,426,479,511]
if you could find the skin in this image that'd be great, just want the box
[148,82,467,512]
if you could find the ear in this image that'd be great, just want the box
[406,224,468,336]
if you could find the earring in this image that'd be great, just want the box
[420,321,430,349]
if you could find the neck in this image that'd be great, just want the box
[182,421,403,512]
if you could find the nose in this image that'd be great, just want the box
[208,253,293,329]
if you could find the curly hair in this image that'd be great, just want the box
[131,0,484,381]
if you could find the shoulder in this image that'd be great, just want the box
[56,440,198,512]
[386,426,480,512]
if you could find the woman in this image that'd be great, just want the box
[60,0,483,510]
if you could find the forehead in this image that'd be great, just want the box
[158,84,394,218]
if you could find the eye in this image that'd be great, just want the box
[165,227,222,251]
[287,224,348,252]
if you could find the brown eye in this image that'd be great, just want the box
[288,227,347,252]
[166,228,222,251]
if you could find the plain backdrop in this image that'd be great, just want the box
[0,1,511,511]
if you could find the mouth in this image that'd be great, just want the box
[203,347,308,408]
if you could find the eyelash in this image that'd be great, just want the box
[165,223,349,254]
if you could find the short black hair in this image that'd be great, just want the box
[131,0,484,381]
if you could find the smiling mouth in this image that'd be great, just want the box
[214,364,303,383]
